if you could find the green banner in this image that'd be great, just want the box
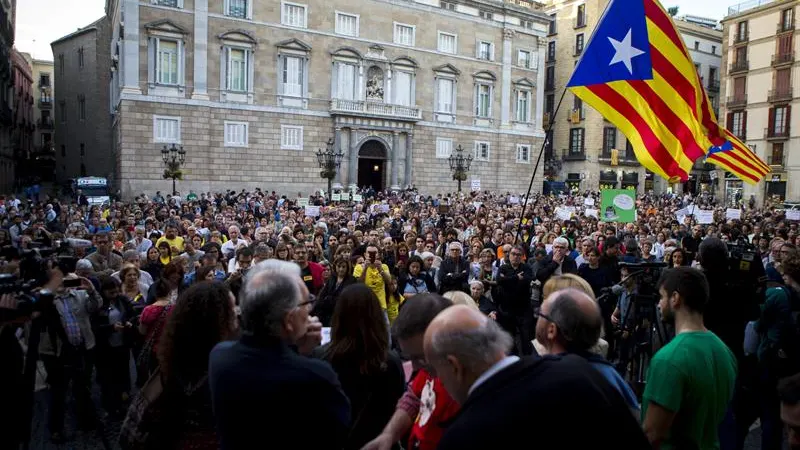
[600,189,636,223]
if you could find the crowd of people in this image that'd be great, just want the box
[0,186,799,449]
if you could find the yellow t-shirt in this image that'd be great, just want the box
[156,235,185,253]
[387,293,405,324]
[353,263,390,310]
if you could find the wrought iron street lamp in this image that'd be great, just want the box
[161,143,186,196]
[448,144,473,193]
[316,138,344,199]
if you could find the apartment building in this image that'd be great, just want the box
[106,0,550,198]
[721,0,797,203]
[0,0,16,192]
[544,0,649,193]
[21,53,56,181]
[11,49,32,182]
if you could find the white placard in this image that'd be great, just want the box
[305,205,320,217]
[555,207,572,221]
[696,210,714,224]
[584,197,595,206]
[321,327,331,345]
[473,202,482,210]
[297,198,309,207]
[471,179,481,191]
[353,194,363,202]
[331,193,341,201]
[585,208,598,218]
[788,210,800,221]
[725,208,741,220]
[508,196,520,204]
[545,244,553,254]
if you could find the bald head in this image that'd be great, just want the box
[424,305,513,404]
[536,288,603,355]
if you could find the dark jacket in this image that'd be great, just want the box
[496,263,534,316]
[93,295,138,348]
[208,335,351,450]
[438,257,469,294]
[437,355,650,450]
[314,275,358,327]
[535,254,578,284]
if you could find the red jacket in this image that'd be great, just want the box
[304,261,325,294]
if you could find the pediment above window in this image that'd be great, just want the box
[144,19,188,37]
[514,77,535,88]
[218,30,258,48]
[473,70,497,81]
[276,38,312,53]
[393,56,418,68]
[331,46,363,60]
[433,63,461,76]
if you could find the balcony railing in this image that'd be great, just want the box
[734,32,749,44]
[575,16,586,28]
[38,98,52,109]
[772,52,795,67]
[38,80,50,89]
[768,88,793,103]
[329,99,422,121]
[542,112,551,129]
[707,79,720,92]
[768,153,786,167]
[37,118,54,129]
[598,150,641,166]
[765,126,790,140]
[729,59,749,74]
[777,21,795,34]
[726,95,748,108]
[562,149,586,161]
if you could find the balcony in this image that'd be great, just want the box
[598,150,641,166]
[38,98,52,109]
[729,59,749,74]
[768,154,786,169]
[765,126,790,140]
[772,52,795,67]
[329,99,421,121]
[734,32,749,44]
[707,79,720,92]
[768,88,793,103]
[726,95,748,108]
[562,149,586,161]
[575,16,586,29]
[37,118,54,130]
[542,112,551,129]
[777,21,795,34]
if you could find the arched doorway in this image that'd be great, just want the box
[357,140,387,191]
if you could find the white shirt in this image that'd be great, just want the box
[468,355,520,397]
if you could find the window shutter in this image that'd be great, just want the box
[786,105,792,134]
[226,47,233,91]
[742,112,747,138]
[768,108,775,132]
[148,37,156,84]
[726,112,733,130]
[178,40,184,86]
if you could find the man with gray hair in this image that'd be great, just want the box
[535,237,578,285]
[208,260,350,450]
[111,249,154,288]
[427,304,649,450]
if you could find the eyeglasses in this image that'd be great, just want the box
[510,252,522,256]
[533,307,556,325]
[297,295,316,309]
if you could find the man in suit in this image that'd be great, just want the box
[424,305,649,450]
[208,260,351,449]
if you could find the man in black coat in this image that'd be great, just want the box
[424,305,650,450]
[496,245,534,354]
[535,237,578,285]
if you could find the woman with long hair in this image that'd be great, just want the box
[154,281,238,449]
[315,284,405,450]
[314,256,357,327]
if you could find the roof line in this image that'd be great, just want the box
[50,16,105,46]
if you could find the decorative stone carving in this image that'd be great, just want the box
[365,44,387,61]
[503,28,516,40]
[366,66,385,100]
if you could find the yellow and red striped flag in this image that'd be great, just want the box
[566,0,769,184]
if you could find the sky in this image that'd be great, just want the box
[15,0,739,61]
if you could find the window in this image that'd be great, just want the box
[694,41,699,50]
[515,90,531,122]
[281,125,303,150]
[225,0,250,18]
[545,66,555,89]
[771,143,785,165]
[573,95,584,119]
[475,83,491,118]
[547,41,556,61]
[59,100,66,122]
[60,145,65,157]
[438,32,457,54]
[781,8,794,32]
[575,34,584,55]
[39,74,50,87]
[772,106,789,134]
[394,71,413,106]
[80,144,85,157]
[603,127,617,154]
[576,4,586,27]
[335,12,359,36]
[736,21,748,41]
[394,23,415,46]
[282,2,307,28]
[78,47,84,68]
[545,94,555,116]
[78,96,86,121]
[224,121,249,147]
[440,1,455,10]
[712,45,717,54]
[479,10,493,20]
[474,141,490,161]
[281,55,304,97]
[334,62,357,100]
[436,138,453,159]
[569,128,585,153]
[516,144,531,163]
[477,41,493,61]
[436,78,456,115]
[153,0,181,6]
[153,115,181,143]
[226,48,250,92]
[58,54,64,74]
[518,50,531,68]
[155,39,180,85]
[548,13,557,35]
[521,20,534,30]
[730,111,746,138]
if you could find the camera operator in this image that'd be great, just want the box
[37,268,102,443]
[699,238,745,361]
[0,292,26,448]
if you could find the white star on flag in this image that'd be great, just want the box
[608,29,645,74]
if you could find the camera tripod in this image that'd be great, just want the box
[616,291,670,397]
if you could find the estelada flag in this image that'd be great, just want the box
[567,0,769,184]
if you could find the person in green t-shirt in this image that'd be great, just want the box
[642,266,737,449]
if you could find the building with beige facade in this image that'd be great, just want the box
[106,0,551,198]
[720,0,797,204]
[21,54,56,181]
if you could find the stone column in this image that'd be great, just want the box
[404,132,413,188]
[535,39,547,131]
[333,127,344,190]
[390,131,400,190]
[192,0,210,100]
[500,28,515,127]
[122,0,141,94]
[348,128,359,191]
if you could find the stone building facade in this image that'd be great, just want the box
[107,0,550,198]
[0,0,16,193]
[721,0,798,204]
[51,17,113,182]
[11,49,33,180]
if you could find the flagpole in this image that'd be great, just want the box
[514,88,568,247]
